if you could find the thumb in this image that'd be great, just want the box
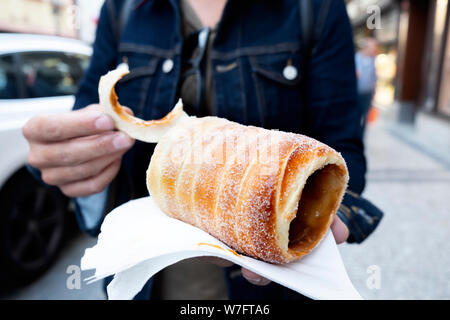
[241,268,271,286]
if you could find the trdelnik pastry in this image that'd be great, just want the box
[99,66,349,264]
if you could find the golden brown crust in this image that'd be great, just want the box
[146,117,349,264]
[100,67,347,263]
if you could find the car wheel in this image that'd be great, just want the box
[0,168,71,291]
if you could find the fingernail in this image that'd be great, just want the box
[113,133,132,149]
[243,271,262,283]
[248,277,262,285]
[94,115,114,130]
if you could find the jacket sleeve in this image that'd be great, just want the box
[305,0,366,194]
[73,0,119,110]
[71,1,120,235]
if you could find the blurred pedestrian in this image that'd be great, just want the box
[355,37,379,134]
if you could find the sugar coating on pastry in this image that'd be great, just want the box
[147,117,349,263]
[99,66,349,264]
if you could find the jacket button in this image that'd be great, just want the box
[162,59,174,73]
[283,65,298,80]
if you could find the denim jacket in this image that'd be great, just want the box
[72,0,366,235]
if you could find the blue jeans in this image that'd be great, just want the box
[103,265,309,300]
[223,265,310,300]
[103,276,154,300]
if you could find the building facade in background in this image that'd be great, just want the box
[0,0,103,43]
[348,0,450,121]
[74,0,104,43]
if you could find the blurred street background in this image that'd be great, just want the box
[0,0,449,300]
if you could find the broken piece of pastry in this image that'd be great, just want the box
[99,67,349,264]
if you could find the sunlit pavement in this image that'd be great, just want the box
[339,119,450,299]
[3,118,449,300]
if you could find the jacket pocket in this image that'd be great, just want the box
[249,51,303,131]
[115,53,160,117]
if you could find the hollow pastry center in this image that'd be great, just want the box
[288,164,345,252]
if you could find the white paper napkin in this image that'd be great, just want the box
[81,197,361,300]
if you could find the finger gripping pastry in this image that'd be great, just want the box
[99,67,349,264]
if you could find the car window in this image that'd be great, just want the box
[0,55,19,99]
[19,52,89,98]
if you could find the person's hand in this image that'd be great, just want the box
[22,104,135,197]
[201,215,349,286]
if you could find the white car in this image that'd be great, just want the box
[0,33,91,289]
